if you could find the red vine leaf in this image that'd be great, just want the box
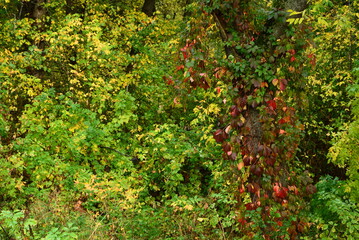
[267,100,277,110]
[230,105,240,117]
[279,79,288,91]
[213,129,228,143]
[176,65,184,71]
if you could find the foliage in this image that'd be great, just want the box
[0,0,357,238]
[0,0,232,238]
[174,0,317,238]
[0,209,79,240]
[328,77,359,202]
[299,0,359,178]
[303,176,359,240]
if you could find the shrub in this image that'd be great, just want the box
[303,176,359,239]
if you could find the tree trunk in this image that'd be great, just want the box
[142,0,156,17]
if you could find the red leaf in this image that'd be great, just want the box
[279,116,291,124]
[238,217,247,225]
[163,76,174,85]
[279,79,288,91]
[245,203,256,210]
[273,183,288,198]
[277,188,288,198]
[290,56,296,62]
[265,157,275,166]
[213,129,228,143]
[267,100,277,110]
[222,142,232,155]
[230,105,240,117]
[278,118,286,124]
[288,49,296,55]
[182,52,188,59]
[214,72,220,79]
[176,65,184,71]
[273,183,280,193]
[243,155,251,166]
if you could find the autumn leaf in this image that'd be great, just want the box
[279,79,288,91]
[267,100,277,110]
[237,161,245,170]
[272,78,279,86]
[213,129,228,143]
[216,87,221,94]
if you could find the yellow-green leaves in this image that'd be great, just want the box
[286,9,306,25]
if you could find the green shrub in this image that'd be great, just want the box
[328,82,359,203]
[303,176,359,239]
[0,209,79,240]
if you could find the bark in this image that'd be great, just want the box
[10,0,48,133]
[65,0,86,14]
[142,0,156,17]
[274,0,308,38]
[285,0,308,11]
[18,0,45,19]
[32,0,46,20]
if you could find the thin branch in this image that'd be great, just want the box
[98,146,129,157]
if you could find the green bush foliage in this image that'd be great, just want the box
[300,0,359,178]
[328,78,359,203]
[304,176,359,240]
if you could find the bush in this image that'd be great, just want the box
[303,176,359,239]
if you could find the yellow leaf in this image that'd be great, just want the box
[184,204,194,211]
[69,124,81,132]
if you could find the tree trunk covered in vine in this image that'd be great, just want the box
[180,0,315,237]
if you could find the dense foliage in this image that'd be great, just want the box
[0,0,357,239]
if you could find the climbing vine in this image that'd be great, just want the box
[174,0,317,237]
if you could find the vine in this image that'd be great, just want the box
[174,0,317,238]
